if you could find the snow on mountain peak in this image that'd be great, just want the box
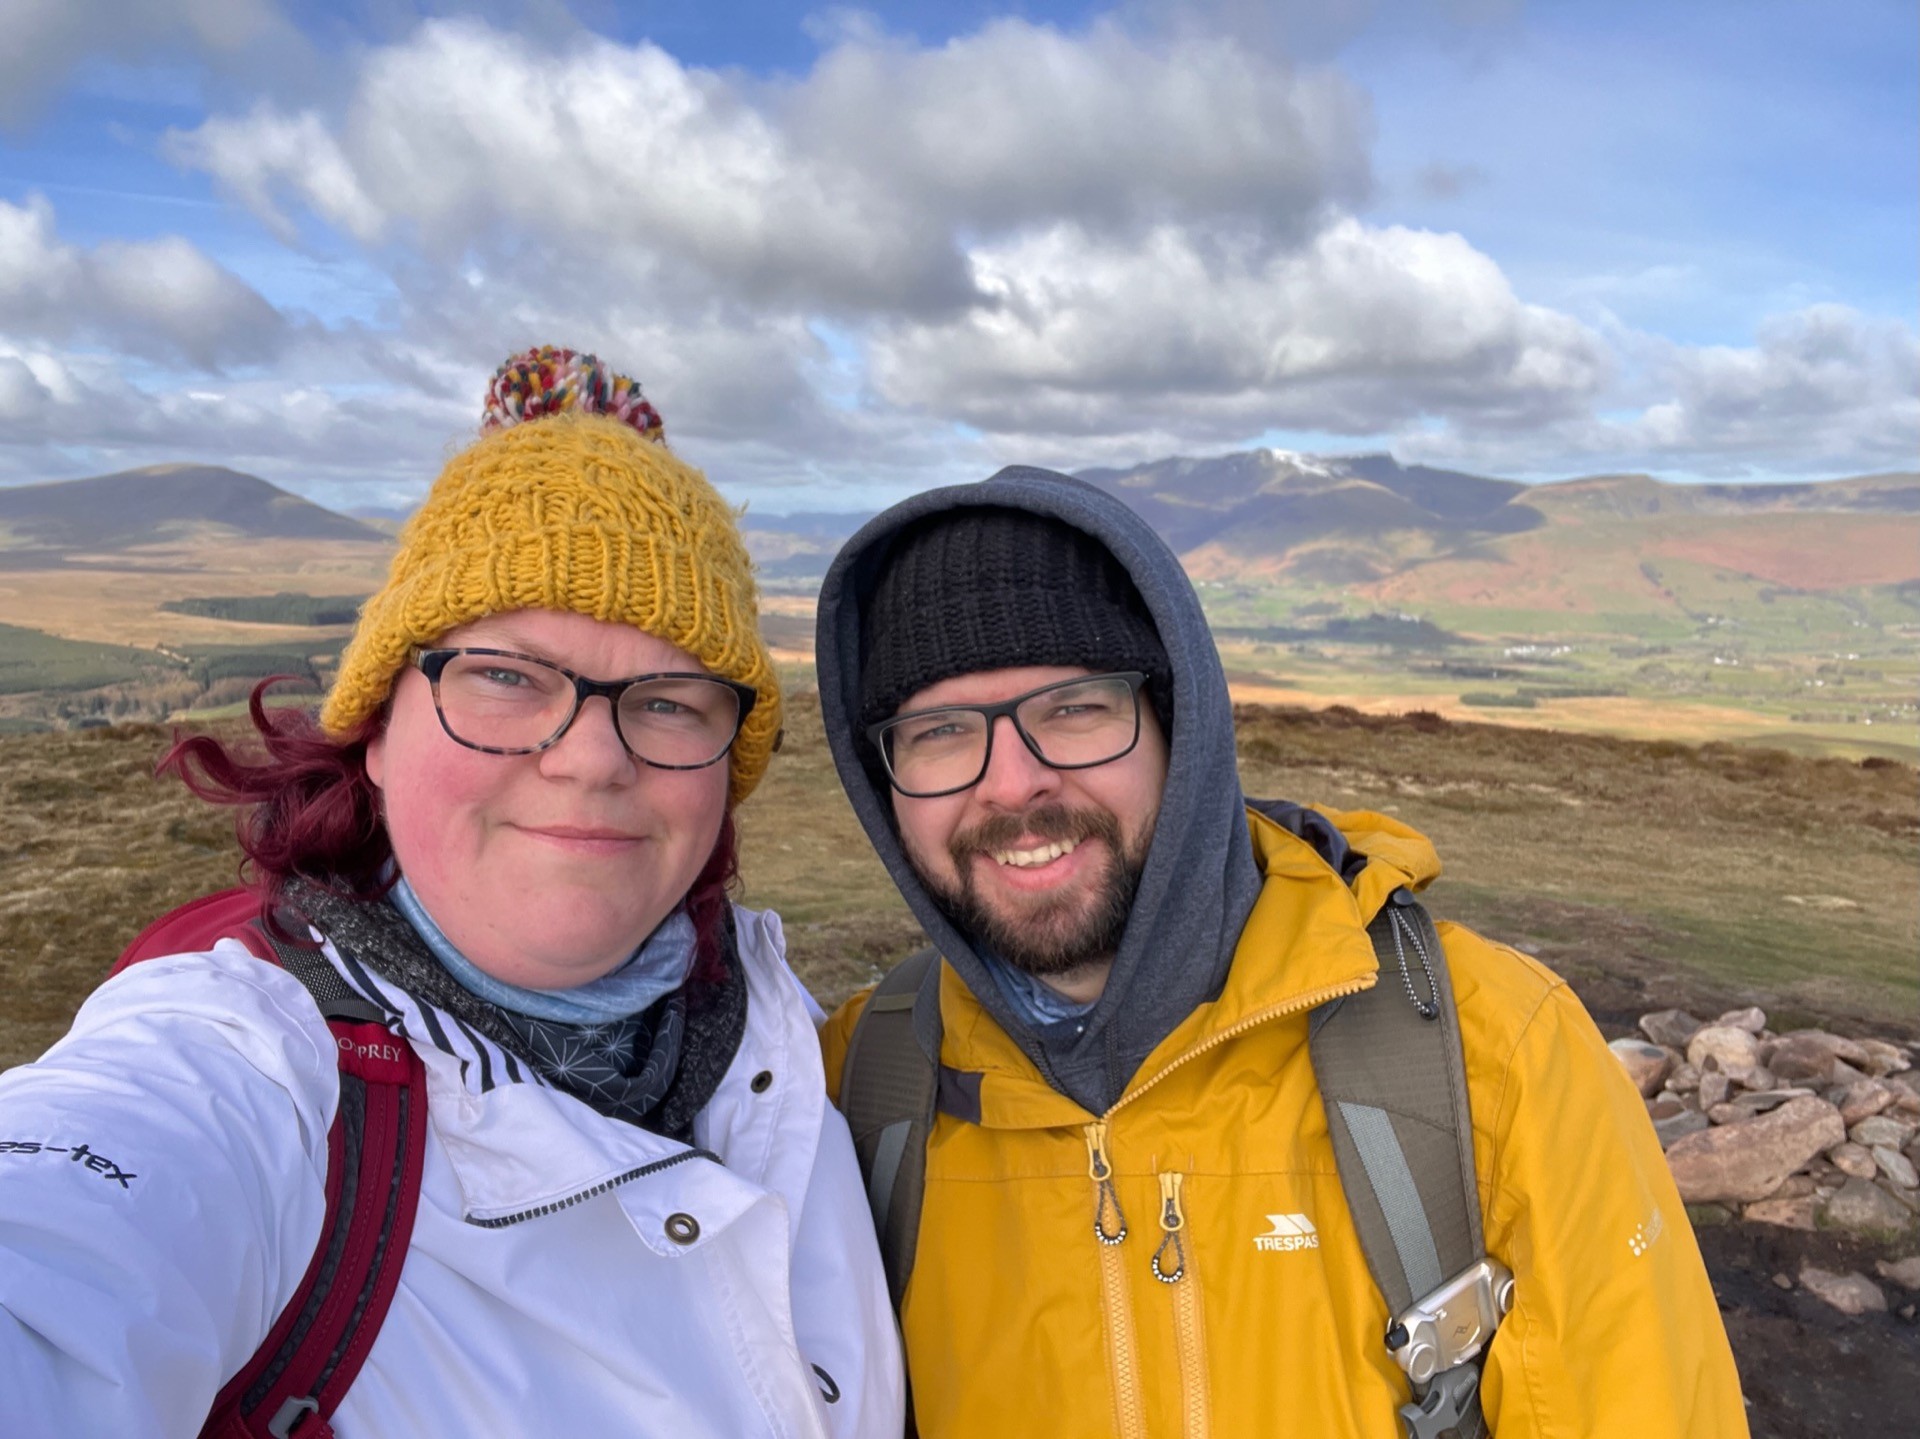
[1259,448,1347,480]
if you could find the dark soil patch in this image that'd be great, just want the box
[1535,923,1920,1436]
[1695,1223,1920,1438]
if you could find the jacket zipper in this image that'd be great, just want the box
[1155,1171,1211,1439]
[1108,978,1373,1119]
[464,1148,720,1229]
[1151,1170,1187,1284]
[1085,1123,1145,1439]
[1079,978,1367,1435]
[1086,1120,1128,1244]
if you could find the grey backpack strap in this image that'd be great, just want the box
[1311,889,1509,1439]
[838,946,944,1310]
[263,932,393,1026]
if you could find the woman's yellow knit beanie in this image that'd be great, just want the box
[321,347,781,806]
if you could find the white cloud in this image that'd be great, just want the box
[89,236,288,367]
[0,277,977,508]
[0,199,86,332]
[167,16,1371,316]
[784,18,1371,239]
[170,21,964,312]
[138,11,1390,496]
[1397,305,1920,478]
[0,354,57,423]
[174,108,384,243]
[0,344,141,448]
[869,217,1609,442]
[0,196,287,368]
[0,335,462,493]
[337,274,992,503]
[1625,306,1920,468]
[8,10,1911,497]
[0,0,296,128]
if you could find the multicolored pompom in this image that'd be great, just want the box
[481,345,666,444]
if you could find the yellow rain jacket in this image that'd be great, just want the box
[822,805,1748,1438]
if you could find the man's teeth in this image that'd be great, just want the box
[993,837,1078,868]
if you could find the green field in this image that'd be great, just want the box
[1192,567,1920,763]
[1178,502,1920,767]
[161,592,367,626]
[0,623,350,731]
[0,623,181,695]
[177,638,344,685]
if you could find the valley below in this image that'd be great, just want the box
[7,455,1914,762]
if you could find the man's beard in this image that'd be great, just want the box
[909,802,1154,978]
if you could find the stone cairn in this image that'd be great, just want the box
[1609,1009,1920,1318]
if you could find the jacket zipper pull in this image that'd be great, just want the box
[1151,1171,1187,1284]
[1084,1122,1128,1245]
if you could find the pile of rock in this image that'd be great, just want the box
[1608,1006,1920,1312]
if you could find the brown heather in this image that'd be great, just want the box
[3,694,1915,1071]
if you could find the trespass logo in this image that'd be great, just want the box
[1254,1212,1320,1252]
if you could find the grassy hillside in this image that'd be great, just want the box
[0,465,384,551]
[1228,704,1917,1029]
[1364,512,1920,616]
[1521,470,1920,521]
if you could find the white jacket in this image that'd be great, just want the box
[0,904,904,1439]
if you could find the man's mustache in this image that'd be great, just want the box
[950,804,1121,860]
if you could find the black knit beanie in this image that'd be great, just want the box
[858,507,1173,732]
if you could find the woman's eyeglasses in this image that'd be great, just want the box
[413,648,755,769]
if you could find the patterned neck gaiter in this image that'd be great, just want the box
[285,878,747,1143]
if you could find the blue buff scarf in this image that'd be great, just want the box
[388,876,696,1023]
[984,952,1099,1032]
[386,876,698,1127]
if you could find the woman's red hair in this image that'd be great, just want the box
[161,677,739,984]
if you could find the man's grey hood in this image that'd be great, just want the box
[815,466,1262,1114]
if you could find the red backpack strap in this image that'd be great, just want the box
[117,892,428,1439]
[114,888,273,973]
[201,930,428,1439]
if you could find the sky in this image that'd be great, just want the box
[0,0,1914,513]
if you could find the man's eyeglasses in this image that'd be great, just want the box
[413,648,756,768]
[867,671,1148,798]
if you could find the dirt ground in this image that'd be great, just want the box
[1464,889,1920,1439]
[1698,1224,1920,1439]
[1576,980,1920,1439]
[2,697,1916,1432]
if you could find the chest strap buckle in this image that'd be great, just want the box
[1398,1363,1485,1439]
[1387,1257,1514,1437]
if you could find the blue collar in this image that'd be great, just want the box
[387,875,696,1024]
[982,951,1098,1029]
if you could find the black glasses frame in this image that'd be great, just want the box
[866,670,1148,798]
[413,647,757,768]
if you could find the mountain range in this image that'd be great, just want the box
[746,452,1919,605]
[1077,452,1920,601]
[4,455,1915,619]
